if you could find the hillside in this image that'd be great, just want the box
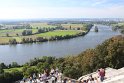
[0,35,124,83]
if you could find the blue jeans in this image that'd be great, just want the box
[100,76,104,82]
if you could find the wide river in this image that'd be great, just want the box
[0,25,121,64]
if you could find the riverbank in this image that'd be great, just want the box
[111,22,124,34]
[0,23,93,45]
[0,25,121,64]
[0,30,88,45]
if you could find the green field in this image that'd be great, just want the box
[0,37,10,44]
[112,23,124,29]
[0,29,24,36]
[36,30,81,38]
[30,23,57,28]
[30,23,86,29]
[61,24,84,28]
[0,23,88,44]
[0,29,38,37]
[0,30,82,44]
[4,66,36,73]
[4,67,23,73]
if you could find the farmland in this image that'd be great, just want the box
[30,23,57,28]
[61,24,84,28]
[0,22,92,45]
[36,30,82,38]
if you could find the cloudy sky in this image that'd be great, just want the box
[0,0,124,19]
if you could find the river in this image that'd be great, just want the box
[0,25,121,64]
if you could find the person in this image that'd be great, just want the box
[33,73,36,80]
[57,71,63,83]
[68,79,71,83]
[42,70,48,82]
[94,77,99,83]
[63,78,67,83]
[38,73,41,78]
[36,77,41,83]
[50,68,55,75]
[83,80,87,83]
[89,74,93,80]
[99,68,105,82]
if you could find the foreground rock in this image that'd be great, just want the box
[78,67,124,83]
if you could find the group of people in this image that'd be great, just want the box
[79,68,106,83]
[20,68,105,83]
[20,68,63,83]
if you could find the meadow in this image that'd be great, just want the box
[30,23,57,28]
[61,24,84,28]
[36,30,81,38]
[0,23,88,44]
[0,30,82,44]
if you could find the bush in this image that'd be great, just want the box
[9,38,17,44]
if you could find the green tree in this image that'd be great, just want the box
[0,63,7,69]
[11,62,19,68]
[9,38,17,44]
[6,33,9,37]
[0,68,4,74]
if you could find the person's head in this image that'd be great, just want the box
[46,81,49,83]
[94,77,97,80]
[83,80,86,83]
[92,78,94,81]
[68,79,71,83]
[90,74,92,78]
[100,67,105,70]
[86,79,89,82]
[89,74,92,80]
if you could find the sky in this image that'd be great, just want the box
[0,0,124,19]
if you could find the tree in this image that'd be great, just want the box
[21,38,26,43]
[0,68,4,74]
[11,62,19,68]
[37,62,50,73]
[69,26,72,30]
[0,63,7,69]
[16,33,19,36]
[63,66,82,79]
[120,29,124,34]
[36,37,44,42]
[23,67,37,77]
[26,30,32,35]
[11,70,23,81]
[9,39,17,44]
[22,30,26,36]
[6,33,9,37]
[37,28,44,33]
